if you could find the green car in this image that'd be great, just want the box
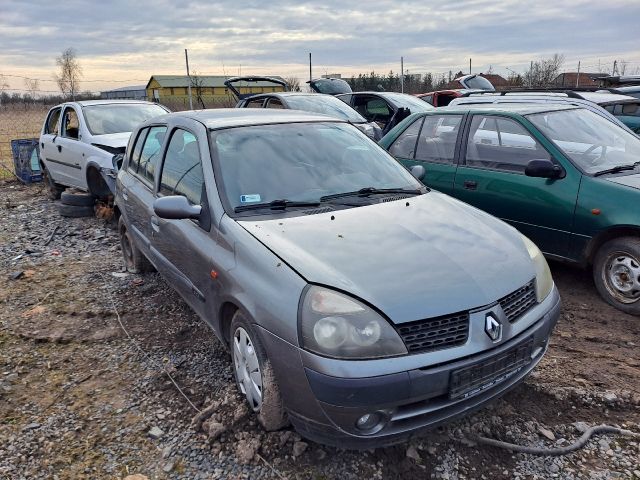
[380,104,640,315]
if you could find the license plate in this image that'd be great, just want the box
[449,339,533,400]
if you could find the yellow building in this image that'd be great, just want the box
[145,75,286,108]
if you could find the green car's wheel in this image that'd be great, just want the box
[593,237,640,315]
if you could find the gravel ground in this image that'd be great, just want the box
[0,181,639,480]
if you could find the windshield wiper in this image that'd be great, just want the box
[234,199,320,213]
[320,187,424,202]
[593,164,637,177]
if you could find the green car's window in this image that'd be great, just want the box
[160,129,203,205]
[528,108,640,174]
[388,118,423,159]
[465,115,549,173]
[415,115,463,164]
[138,126,167,184]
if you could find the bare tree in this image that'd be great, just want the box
[524,53,565,87]
[23,78,40,101]
[54,48,82,100]
[284,76,300,92]
[190,71,207,109]
[0,74,8,106]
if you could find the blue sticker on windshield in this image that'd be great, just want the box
[240,194,261,203]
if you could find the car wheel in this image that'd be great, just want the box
[118,216,154,273]
[42,167,64,200]
[61,190,96,207]
[230,311,288,431]
[593,237,640,315]
[57,203,94,218]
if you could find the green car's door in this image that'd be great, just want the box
[453,113,581,258]
[388,113,464,195]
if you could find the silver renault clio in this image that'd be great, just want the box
[115,109,560,448]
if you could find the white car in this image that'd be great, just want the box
[39,100,169,199]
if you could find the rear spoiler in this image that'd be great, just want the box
[224,76,289,100]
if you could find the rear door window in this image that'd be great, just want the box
[245,97,265,108]
[265,98,284,109]
[415,115,463,164]
[128,128,149,174]
[61,107,80,139]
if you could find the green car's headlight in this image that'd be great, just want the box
[522,235,553,302]
[299,286,408,359]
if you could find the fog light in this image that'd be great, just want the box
[355,411,389,434]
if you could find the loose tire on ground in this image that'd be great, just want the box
[593,236,640,315]
[42,167,64,200]
[118,216,154,273]
[57,203,95,218]
[230,311,288,431]
[61,190,96,207]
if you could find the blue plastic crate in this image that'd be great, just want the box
[10,138,42,184]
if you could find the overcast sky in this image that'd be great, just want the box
[1,0,639,93]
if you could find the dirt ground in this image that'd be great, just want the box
[0,181,639,480]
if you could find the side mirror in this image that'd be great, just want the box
[153,195,201,220]
[524,159,565,179]
[410,165,425,180]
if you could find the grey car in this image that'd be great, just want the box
[115,109,560,448]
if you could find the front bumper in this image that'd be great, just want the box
[258,286,561,449]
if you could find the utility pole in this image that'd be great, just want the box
[309,53,312,84]
[576,61,581,87]
[185,48,193,110]
[400,56,404,93]
[469,58,472,75]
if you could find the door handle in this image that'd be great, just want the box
[121,187,128,201]
[41,142,44,149]
[150,216,160,233]
[57,145,62,153]
[463,180,478,190]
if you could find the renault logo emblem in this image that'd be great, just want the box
[485,314,502,342]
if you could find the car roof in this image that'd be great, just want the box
[438,103,580,115]
[610,85,640,93]
[575,91,639,104]
[162,108,345,130]
[68,100,161,107]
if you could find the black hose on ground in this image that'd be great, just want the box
[467,425,639,456]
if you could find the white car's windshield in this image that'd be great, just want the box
[83,104,167,135]
[383,93,435,112]
[212,122,421,212]
[285,95,366,123]
[527,108,640,174]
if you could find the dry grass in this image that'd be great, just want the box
[0,106,51,179]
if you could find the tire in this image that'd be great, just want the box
[230,311,288,431]
[42,166,64,201]
[61,190,96,207]
[57,203,94,218]
[118,216,154,273]
[593,236,640,315]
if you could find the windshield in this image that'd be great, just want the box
[285,95,366,123]
[310,78,352,95]
[461,75,495,91]
[383,93,435,112]
[83,104,167,135]
[212,122,421,212]
[528,108,640,174]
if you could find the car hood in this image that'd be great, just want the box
[605,172,640,189]
[90,132,132,148]
[239,193,535,323]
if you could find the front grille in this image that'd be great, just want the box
[449,338,533,400]
[397,312,469,355]
[499,280,536,323]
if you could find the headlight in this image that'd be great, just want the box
[522,235,553,302]
[299,286,407,359]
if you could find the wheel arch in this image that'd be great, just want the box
[85,161,111,198]
[585,225,640,264]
